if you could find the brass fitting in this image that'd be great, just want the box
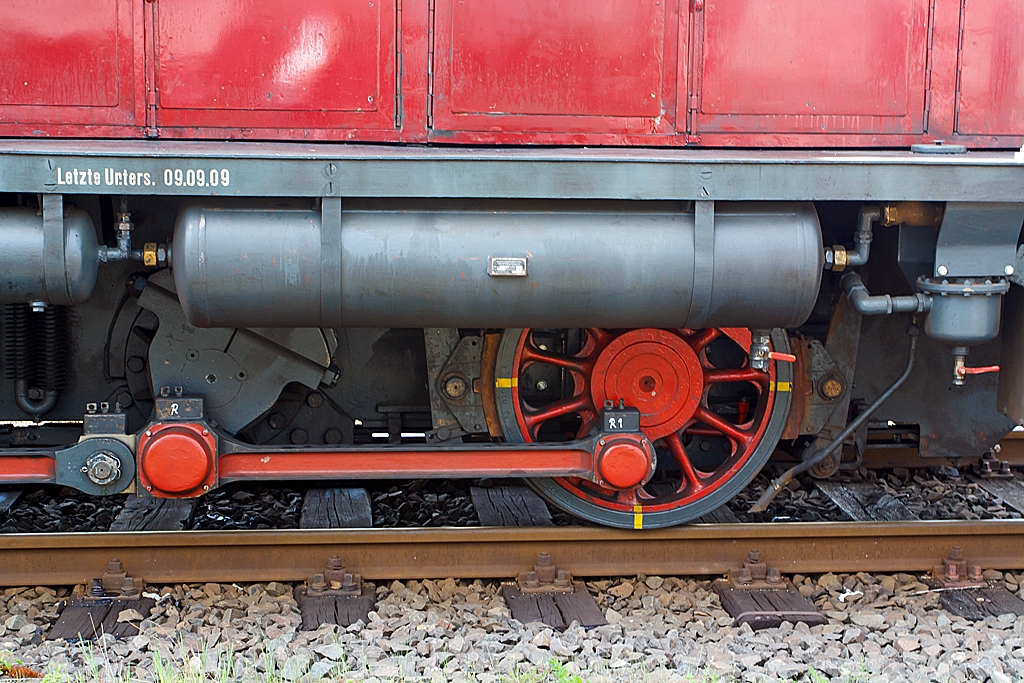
[881,202,944,227]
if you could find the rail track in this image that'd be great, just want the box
[1,519,1023,587]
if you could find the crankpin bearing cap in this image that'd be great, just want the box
[595,436,656,490]
[137,423,217,497]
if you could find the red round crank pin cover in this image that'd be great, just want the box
[138,423,216,497]
[597,438,653,490]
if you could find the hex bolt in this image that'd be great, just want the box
[949,546,964,561]
[310,574,327,591]
[946,563,959,581]
[554,570,571,589]
[537,553,552,567]
[820,378,844,400]
[328,556,344,570]
[524,571,540,589]
[120,577,136,596]
[747,549,761,564]
[969,565,984,582]
[108,559,124,574]
[341,573,360,596]
[767,567,783,585]
[89,579,106,597]
[737,567,752,585]
[443,375,467,399]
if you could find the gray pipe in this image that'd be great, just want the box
[841,272,931,315]
[14,380,57,419]
[845,206,879,268]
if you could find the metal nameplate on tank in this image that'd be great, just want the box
[488,256,528,277]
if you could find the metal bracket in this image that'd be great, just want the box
[725,550,787,590]
[972,444,1014,479]
[41,193,72,306]
[72,559,145,601]
[517,553,574,594]
[690,200,715,326]
[320,198,343,325]
[931,546,987,589]
[424,330,489,436]
[934,202,1024,278]
[306,555,363,597]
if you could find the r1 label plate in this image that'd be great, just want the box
[489,256,528,277]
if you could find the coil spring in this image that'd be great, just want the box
[37,305,68,391]
[2,303,32,381]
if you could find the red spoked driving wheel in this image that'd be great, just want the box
[494,328,792,528]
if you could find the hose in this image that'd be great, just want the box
[749,327,920,513]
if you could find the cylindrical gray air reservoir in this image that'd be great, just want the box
[173,200,823,329]
[0,207,99,305]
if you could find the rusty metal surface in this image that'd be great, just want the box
[1,521,1023,587]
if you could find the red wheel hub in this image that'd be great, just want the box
[590,329,704,440]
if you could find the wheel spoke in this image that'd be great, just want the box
[665,432,705,493]
[520,344,591,375]
[704,367,768,386]
[522,394,593,436]
[686,328,721,353]
[694,407,755,448]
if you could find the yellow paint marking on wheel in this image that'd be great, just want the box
[495,377,518,388]
[633,505,643,529]
[769,381,792,392]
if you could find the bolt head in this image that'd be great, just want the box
[821,378,844,400]
[937,265,949,276]
[443,375,468,399]
[1007,265,1016,276]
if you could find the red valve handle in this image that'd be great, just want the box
[768,352,797,363]
[957,365,1000,376]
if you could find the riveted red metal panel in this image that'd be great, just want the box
[430,0,682,137]
[693,0,929,138]
[955,0,1024,138]
[0,0,141,132]
[154,0,398,136]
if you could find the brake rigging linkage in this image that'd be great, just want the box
[748,326,920,514]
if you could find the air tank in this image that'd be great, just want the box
[172,200,823,330]
[0,206,99,305]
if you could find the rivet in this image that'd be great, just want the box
[1006,265,1015,276]
[937,265,949,276]
[203,485,209,491]
[202,429,209,436]
[144,430,152,437]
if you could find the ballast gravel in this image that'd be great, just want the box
[0,571,1021,682]
[3,466,1020,533]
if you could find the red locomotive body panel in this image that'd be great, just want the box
[430,0,681,136]
[0,0,142,132]
[155,0,398,135]
[693,0,929,137]
[0,0,1020,146]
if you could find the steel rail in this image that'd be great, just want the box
[0,520,1022,587]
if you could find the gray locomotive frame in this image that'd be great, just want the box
[0,141,1022,202]
[2,140,1024,469]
